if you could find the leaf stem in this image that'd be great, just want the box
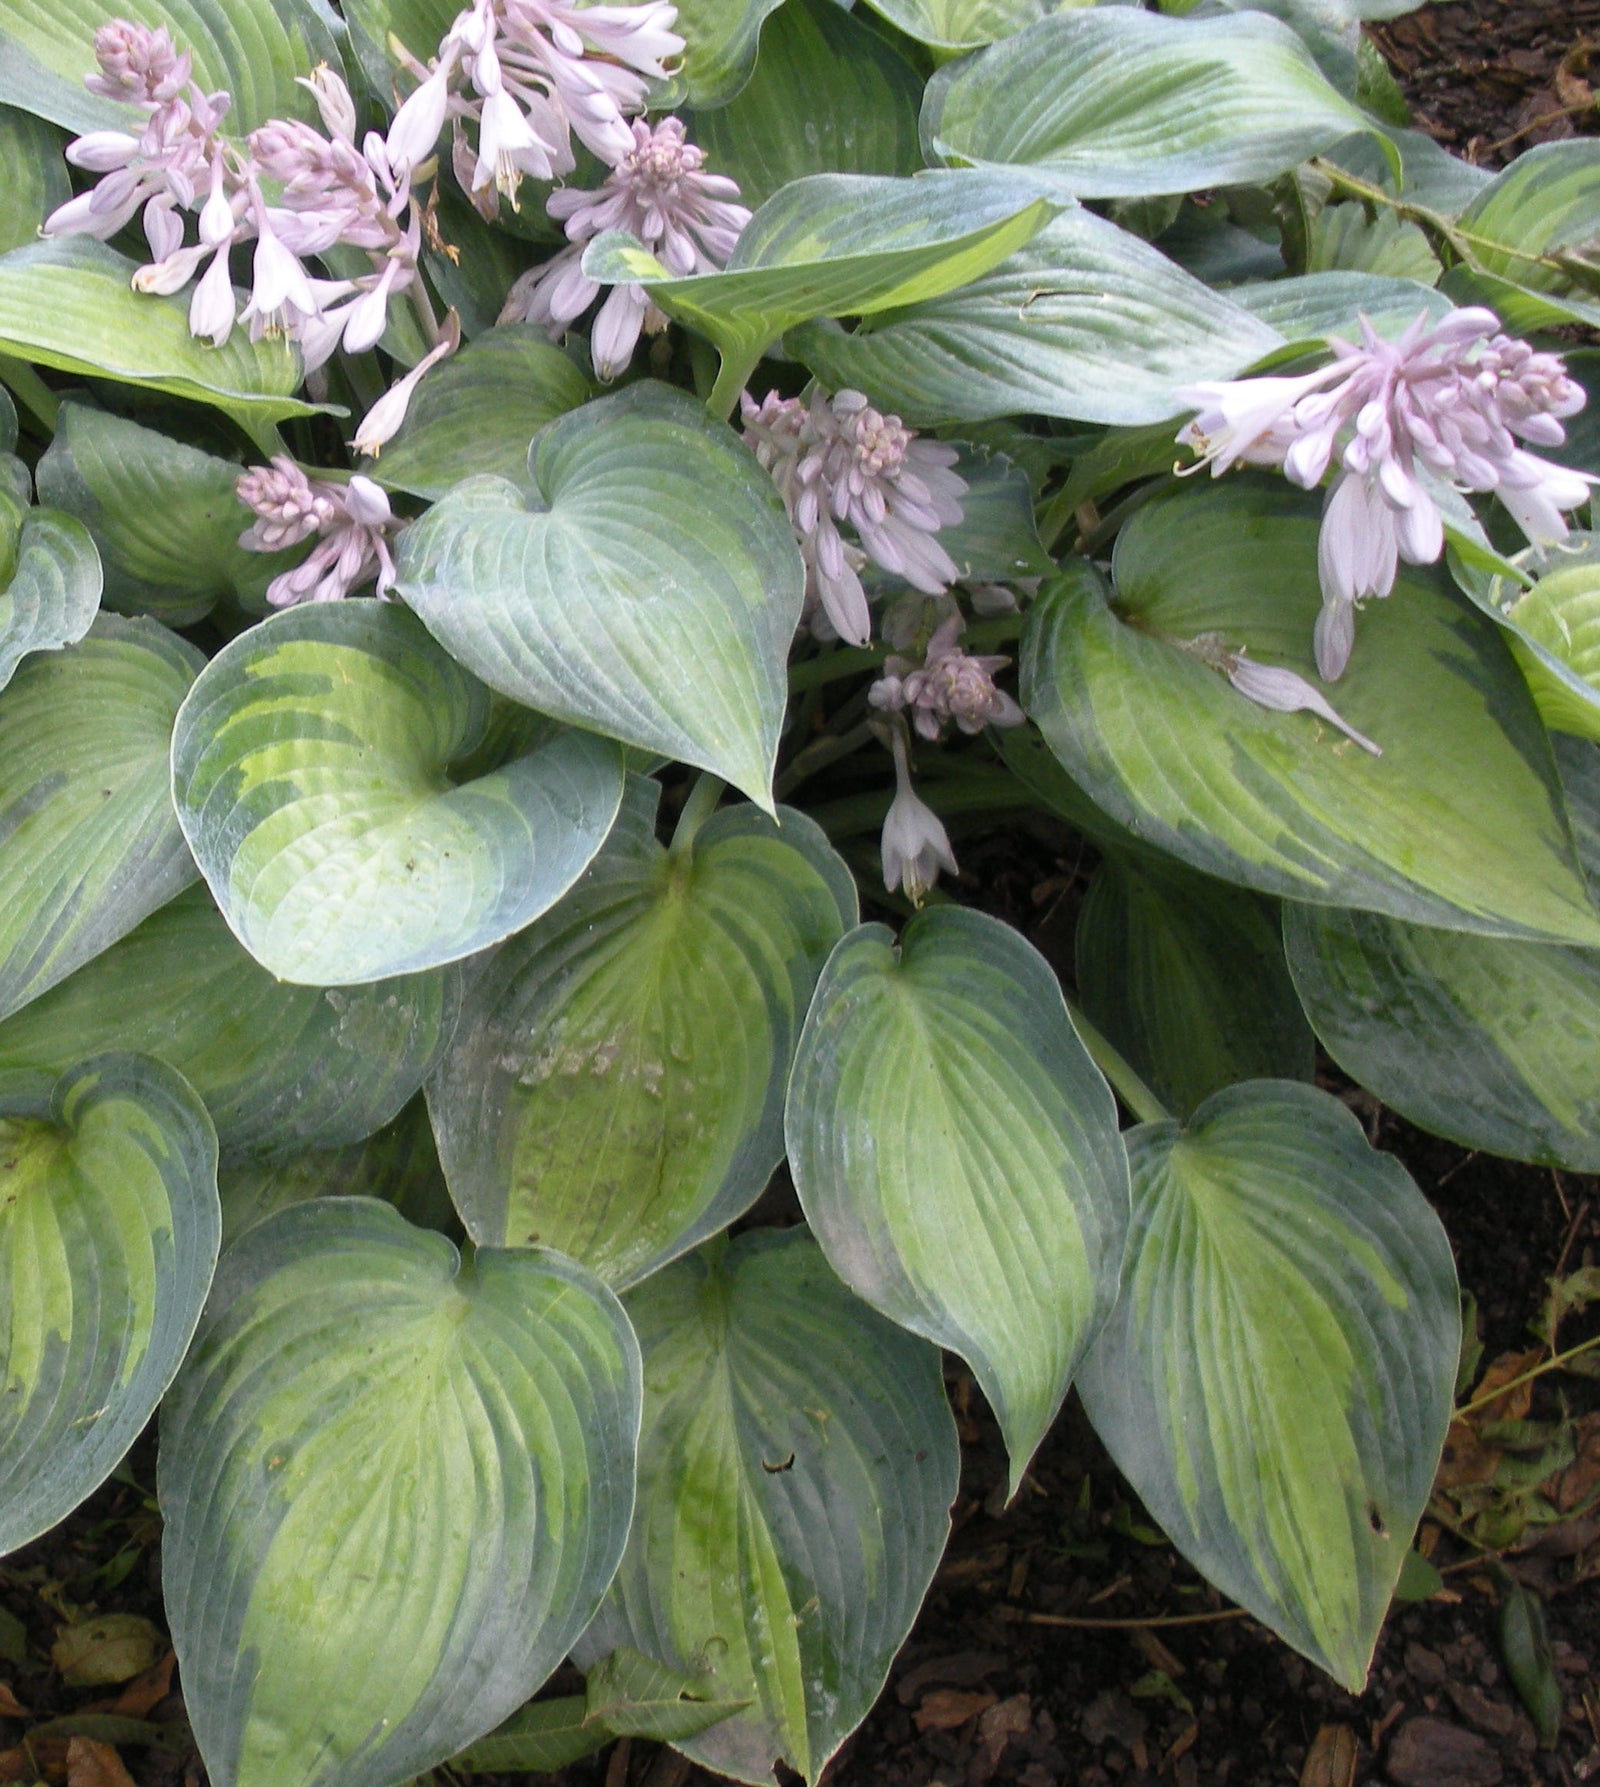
[775,720,879,799]
[671,771,725,854]
[706,344,764,422]
[1005,1605,1250,1631]
[1456,1334,1600,1420]
[1060,996,1173,1126]
[0,356,60,434]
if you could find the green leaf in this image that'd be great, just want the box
[0,104,66,254]
[790,209,1282,428]
[1453,141,1600,298]
[1077,1081,1460,1691]
[448,1697,606,1776]
[160,1198,641,1787]
[1020,483,1600,944]
[0,0,344,135]
[0,613,202,1023]
[936,443,1051,580]
[786,908,1127,1493]
[0,504,102,693]
[1227,271,1451,342]
[0,884,464,1163]
[574,1228,958,1787]
[860,0,1089,52]
[0,1052,219,1556]
[364,325,592,501]
[0,239,317,431]
[172,600,624,985]
[654,0,782,108]
[1075,856,1315,1118]
[583,1647,747,1742]
[580,171,1055,406]
[1282,737,1600,1171]
[396,383,802,809]
[429,786,852,1287]
[921,10,1372,200]
[685,0,922,210]
[1306,206,1440,284]
[1486,550,1600,742]
[35,402,285,627]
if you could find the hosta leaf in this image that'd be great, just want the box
[860,0,1087,52]
[1077,1082,1460,1691]
[447,1698,606,1775]
[786,908,1128,1491]
[36,402,285,627]
[0,240,315,431]
[686,0,922,210]
[653,0,782,108]
[365,325,592,501]
[0,104,67,254]
[171,599,624,984]
[1228,271,1451,343]
[580,171,1055,406]
[339,0,454,90]
[574,1228,958,1787]
[430,789,853,1287]
[1020,482,1600,944]
[160,1198,641,1787]
[0,1053,219,1555]
[1477,548,1600,742]
[1075,857,1315,1118]
[936,444,1051,580]
[1306,206,1440,285]
[583,1647,747,1741]
[0,885,463,1163]
[396,383,802,808]
[0,0,343,135]
[921,10,1372,200]
[0,504,102,693]
[790,209,1282,427]
[1453,140,1600,297]
[0,613,201,1023]
[1282,738,1600,1171]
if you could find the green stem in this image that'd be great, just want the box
[705,342,765,422]
[775,719,878,799]
[805,767,1035,840]
[688,334,719,405]
[1456,1333,1600,1420]
[670,771,725,854]
[1060,996,1173,1126]
[788,644,887,693]
[0,356,60,434]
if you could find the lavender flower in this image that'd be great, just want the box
[881,725,957,906]
[741,388,967,647]
[870,614,1024,741]
[237,460,402,606]
[1177,309,1592,679]
[1186,636,1380,756]
[500,115,749,378]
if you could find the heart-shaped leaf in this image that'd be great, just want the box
[396,383,802,809]
[922,10,1372,199]
[573,1227,958,1787]
[685,0,922,210]
[0,240,316,433]
[787,907,1128,1491]
[0,103,67,254]
[1021,482,1600,943]
[0,613,202,1023]
[1077,1082,1460,1691]
[0,1052,219,1555]
[1075,856,1315,1118]
[580,172,1055,409]
[429,786,853,1287]
[36,401,287,626]
[160,1197,640,1787]
[0,885,464,1163]
[171,599,625,984]
[364,325,591,501]
[0,501,101,693]
[790,209,1282,427]
[0,0,344,135]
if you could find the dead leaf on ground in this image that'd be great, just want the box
[66,1737,137,1787]
[913,1688,998,1733]
[1301,1722,1359,1787]
[106,1652,175,1719]
[0,1685,26,1719]
[1549,1412,1600,1515]
[51,1617,163,1689]
[0,1735,68,1781]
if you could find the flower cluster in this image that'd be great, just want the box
[236,459,402,607]
[1177,308,1591,678]
[501,115,749,378]
[870,613,1024,741]
[741,388,968,647]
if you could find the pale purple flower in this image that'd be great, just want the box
[501,115,749,377]
[741,387,967,647]
[353,316,461,456]
[1177,308,1592,679]
[1189,637,1381,756]
[881,724,957,906]
[237,460,402,605]
[84,19,190,104]
[870,614,1024,742]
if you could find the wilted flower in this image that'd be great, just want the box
[1185,634,1381,755]
[881,725,957,906]
[237,460,402,605]
[870,614,1024,741]
[741,387,967,646]
[1177,309,1592,678]
[501,115,749,379]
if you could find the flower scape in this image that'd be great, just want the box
[2,3,1600,1784]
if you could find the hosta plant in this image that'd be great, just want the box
[0,0,1596,1779]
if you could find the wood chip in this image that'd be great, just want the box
[66,1737,138,1787]
[1386,1716,1504,1787]
[913,1688,998,1733]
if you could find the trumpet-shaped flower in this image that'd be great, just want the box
[237,460,402,605]
[880,724,958,906]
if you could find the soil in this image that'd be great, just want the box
[4,6,1600,1787]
